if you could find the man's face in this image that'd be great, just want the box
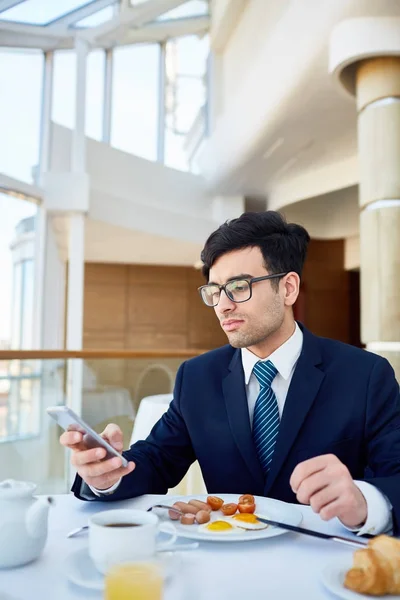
[208,247,286,349]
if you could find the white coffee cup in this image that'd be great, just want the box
[88,509,177,575]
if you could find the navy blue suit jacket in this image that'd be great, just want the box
[73,326,400,533]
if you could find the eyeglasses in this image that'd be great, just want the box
[198,273,288,307]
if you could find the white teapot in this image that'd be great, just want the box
[0,480,52,568]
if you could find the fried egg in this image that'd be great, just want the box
[229,513,269,530]
[198,520,240,534]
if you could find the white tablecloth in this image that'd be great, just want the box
[0,494,359,600]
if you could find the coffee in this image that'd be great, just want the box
[89,508,177,575]
[105,523,140,528]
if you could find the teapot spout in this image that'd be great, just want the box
[26,496,52,539]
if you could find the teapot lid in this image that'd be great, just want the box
[0,479,36,498]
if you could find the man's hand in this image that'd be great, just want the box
[290,454,367,528]
[60,424,135,490]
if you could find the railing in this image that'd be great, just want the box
[0,350,205,359]
[0,349,207,494]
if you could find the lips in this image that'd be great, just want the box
[221,319,244,332]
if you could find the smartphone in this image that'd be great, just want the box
[47,405,128,467]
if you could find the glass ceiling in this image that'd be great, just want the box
[74,4,115,28]
[0,0,96,26]
[0,0,208,28]
[157,0,208,21]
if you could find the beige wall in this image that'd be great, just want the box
[217,1,288,117]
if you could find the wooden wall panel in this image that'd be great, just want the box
[83,241,354,351]
[301,239,351,343]
[83,263,226,350]
[127,266,188,350]
[83,264,128,349]
[186,269,227,349]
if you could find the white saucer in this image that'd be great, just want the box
[321,557,400,599]
[65,548,179,591]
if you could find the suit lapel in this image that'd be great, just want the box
[222,349,265,488]
[265,327,325,495]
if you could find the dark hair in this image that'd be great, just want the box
[201,211,310,283]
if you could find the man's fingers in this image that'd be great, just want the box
[318,498,344,521]
[308,484,341,514]
[84,461,135,490]
[71,447,107,467]
[79,456,125,479]
[295,470,330,505]
[290,454,337,493]
[60,431,84,448]
[102,424,123,450]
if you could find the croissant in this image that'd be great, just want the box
[344,535,400,596]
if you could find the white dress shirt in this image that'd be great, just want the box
[242,323,392,536]
[89,323,392,534]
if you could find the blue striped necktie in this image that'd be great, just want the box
[252,360,279,475]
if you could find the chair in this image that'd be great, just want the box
[81,362,136,430]
[130,394,207,496]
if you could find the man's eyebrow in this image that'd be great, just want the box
[208,274,253,285]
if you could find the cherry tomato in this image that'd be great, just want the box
[220,503,238,516]
[238,502,256,514]
[238,494,255,505]
[207,496,224,511]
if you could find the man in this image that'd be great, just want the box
[62,211,400,535]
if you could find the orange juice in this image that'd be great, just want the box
[104,562,163,600]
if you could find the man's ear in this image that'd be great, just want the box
[283,272,300,307]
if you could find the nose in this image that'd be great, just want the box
[215,288,236,314]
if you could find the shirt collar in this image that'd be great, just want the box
[241,323,303,384]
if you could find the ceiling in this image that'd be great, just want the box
[203,0,400,211]
[282,185,359,240]
[52,216,203,265]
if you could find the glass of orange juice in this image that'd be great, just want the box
[104,561,164,600]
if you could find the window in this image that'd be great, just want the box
[0,194,37,351]
[53,49,105,140]
[165,35,209,171]
[0,194,38,442]
[86,50,106,140]
[111,44,159,161]
[11,263,22,351]
[21,260,34,350]
[52,50,77,131]
[0,49,43,183]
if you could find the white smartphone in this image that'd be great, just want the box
[47,405,129,468]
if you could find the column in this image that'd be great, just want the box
[33,51,54,349]
[67,37,89,421]
[102,48,113,144]
[330,18,400,378]
[71,37,88,173]
[157,41,167,163]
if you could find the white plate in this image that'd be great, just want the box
[155,494,302,542]
[65,548,104,591]
[65,548,179,591]
[321,557,400,599]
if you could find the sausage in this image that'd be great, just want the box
[195,510,210,524]
[168,503,182,520]
[174,501,197,514]
[180,513,196,525]
[189,499,212,513]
